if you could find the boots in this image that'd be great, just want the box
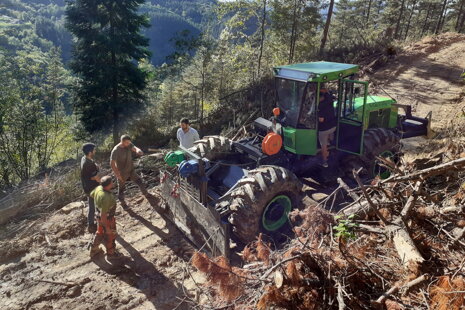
[88,223,97,234]
[90,245,103,258]
[119,198,129,210]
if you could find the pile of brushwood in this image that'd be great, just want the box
[190,139,465,309]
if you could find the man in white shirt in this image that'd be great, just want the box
[177,118,200,148]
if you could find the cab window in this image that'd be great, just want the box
[276,78,306,128]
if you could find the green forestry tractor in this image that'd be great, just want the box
[159,61,431,258]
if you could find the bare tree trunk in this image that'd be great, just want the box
[194,93,198,120]
[339,12,345,43]
[319,0,335,55]
[106,5,121,145]
[456,0,465,31]
[395,0,407,39]
[404,0,418,40]
[110,18,119,145]
[421,2,433,37]
[200,69,205,130]
[366,0,373,24]
[435,0,448,34]
[168,87,173,125]
[288,0,300,64]
[460,13,465,32]
[257,0,267,79]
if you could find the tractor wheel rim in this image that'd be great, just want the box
[262,195,292,232]
[374,150,394,179]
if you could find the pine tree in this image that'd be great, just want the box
[320,0,335,55]
[65,0,151,143]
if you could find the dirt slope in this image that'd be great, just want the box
[0,191,206,310]
[370,32,465,130]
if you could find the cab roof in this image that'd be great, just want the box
[273,61,359,82]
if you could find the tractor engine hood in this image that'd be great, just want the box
[253,117,282,136]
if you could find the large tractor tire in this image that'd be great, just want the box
[189,135,232,160]
[344,128,401,179]
[227,166,302,244]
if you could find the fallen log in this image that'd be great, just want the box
[336,281,345,310]
[337,177,360,202]
[349,174,425,268]
[389,181,425,269]
[388,221,425,268]
[400,181,422,221]
[337,200,372,218]
[352,170,388,224]
[375,155,404,175]
[453,227,465,244]
[372,274,428,307]
[230,111,258,140]
[356,224,386,235]
[383,157,465,183]
[35,279,80,287]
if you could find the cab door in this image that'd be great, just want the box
[336,79,368,155]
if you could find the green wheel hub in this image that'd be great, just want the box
[261,195,292,232]
[373,150,394,179]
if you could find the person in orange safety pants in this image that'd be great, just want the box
[89,176,121,261]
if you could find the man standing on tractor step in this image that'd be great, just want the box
[177,118,200,149]
[110,135,152,209]
[80,143,101,233]
[318,88,337,168]
[89,176,122,261]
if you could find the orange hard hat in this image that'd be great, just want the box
[273,107,280,116]
[262,132,283,156]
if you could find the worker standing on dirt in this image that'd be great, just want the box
[80,143,101,233]
[89,176,122,260]
[177,118,200,148]
[318,88,337,168]
[110,135,151,209]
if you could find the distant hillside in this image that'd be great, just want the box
[0,0,216,65]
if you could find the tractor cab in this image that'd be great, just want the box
[273,61,370,156]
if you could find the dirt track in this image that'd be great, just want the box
[0,191,206,310]
[371,32,465,130]
[1,33,465,310]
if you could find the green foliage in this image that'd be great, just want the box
[0,0,70,60]
[0,47,75,186]
[0,0,213,65]
[65,0,151,143]
[270,0,321,63]
[333,214,359,241]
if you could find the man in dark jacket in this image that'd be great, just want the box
[318,89,337,168]
[80,143,101,232]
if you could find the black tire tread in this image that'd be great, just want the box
[189,135,232,160]
[342,128,400,178]
[227,166,302,244]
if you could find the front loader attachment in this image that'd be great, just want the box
[159,169,231,259]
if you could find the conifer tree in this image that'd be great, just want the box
[65,0,151,143]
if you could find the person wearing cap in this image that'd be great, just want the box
[80,143,101,233]
[110,134,151,209]
[318,88,337,168]
[177,118,200,149]
[89,176,121,260]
